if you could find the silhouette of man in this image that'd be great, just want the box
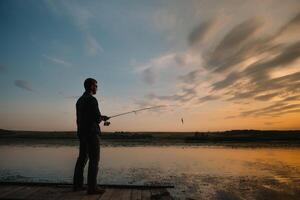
[73,78,109,194]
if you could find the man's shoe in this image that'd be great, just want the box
[87,187,105,195]
[73,185,87,192]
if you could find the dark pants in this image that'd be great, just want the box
[73,133,100,190]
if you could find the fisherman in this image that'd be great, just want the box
[73,78,109,194]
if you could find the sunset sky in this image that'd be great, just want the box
[0,0,300,132]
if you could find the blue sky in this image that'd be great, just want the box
[1,0,300,131]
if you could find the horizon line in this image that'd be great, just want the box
[1,128,300,133]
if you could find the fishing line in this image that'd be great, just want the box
[103,105,167,126]
[109,105,166,119]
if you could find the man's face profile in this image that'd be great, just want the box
[91,82,97,95]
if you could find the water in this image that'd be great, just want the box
[0,144,300,199]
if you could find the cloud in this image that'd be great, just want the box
[243,41,300,80]
[45,0,92,31]
[178,70,201,84]
[215,18,263,52]
[43,54,72,67]
[206,18,264,73]
[136,51,203,85]
[241,102,300,117]
[286,12,300,27]
[64,95,79,99]
[281,94,300,102]
[254,92,280,101]
[137,11,300,120]
[136,53,178,85]
[58,91,79,99]
[273,12,300,43]
[204,12,300,105]
[275,108,300,116]
[264,121,281,126]
[86,34,103,55]
[188,18,217,45]
[14,80,34,92]
[144,87,197,103]
[212,72,240,91]
[45,0,104,55]
[141,67,156,85]
[198,95,219,103]
[227,67,300,102]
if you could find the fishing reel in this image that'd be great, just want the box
[104,121,111,126]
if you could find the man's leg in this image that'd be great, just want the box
[73,135,88,190]
[87,134,100,192]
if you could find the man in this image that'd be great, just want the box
[73,78,109,194]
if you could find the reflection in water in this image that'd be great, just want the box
[0,145,300,199]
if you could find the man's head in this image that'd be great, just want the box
[84,78,98,95]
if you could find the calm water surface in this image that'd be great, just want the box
[0,144,300,199]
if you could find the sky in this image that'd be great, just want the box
[0,0,300,132]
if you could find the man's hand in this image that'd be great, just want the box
[101,115,110,121]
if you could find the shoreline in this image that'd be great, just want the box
[1,138,300,148]
[1,129,300,147]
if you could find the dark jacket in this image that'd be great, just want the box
[76,91,101,135]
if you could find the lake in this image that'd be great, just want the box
[0,144,300,199]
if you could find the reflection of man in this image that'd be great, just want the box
[73,78,109,194]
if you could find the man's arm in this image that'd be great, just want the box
[90,97,101,124]
[90,97,110,123]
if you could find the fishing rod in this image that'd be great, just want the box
[103,105,166,126]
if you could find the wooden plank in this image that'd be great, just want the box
[131,189,142,200]
[81,194,101,200]
[81,189,105,200]
[111,189,132,200]
[0,184,173,200]
[119,189,131,200]
[163,189,173,200]
[56,187,86,200]
[160,188,173,200]
[107,188,124,200]
[3,186,31,199]
[98,188,142,200]
[141,189,151,200]
[29,186,65,200]
[151,189,173,200]
[0,185,14,194]
[4,186,44,199]
[22,186,44,198]
[0,182,174,189]
[0,185,27,198]
[99,188,114,200]
[150,188,161,196]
